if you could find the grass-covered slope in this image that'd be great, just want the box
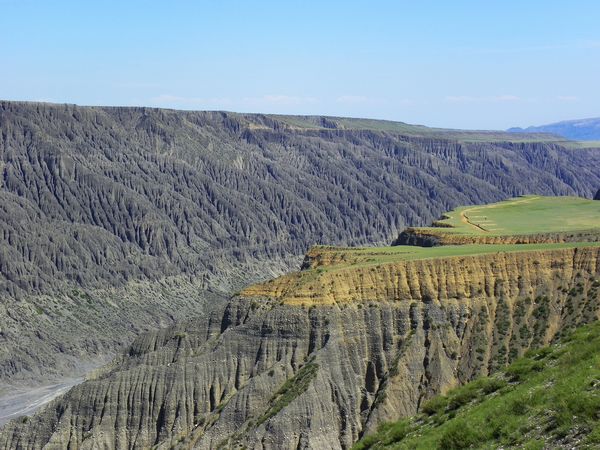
[396,196,600,246]
[354,319,600,450]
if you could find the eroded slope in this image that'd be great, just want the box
[354,320,600,449]
[2,245,599,449]
[5,103,600,384]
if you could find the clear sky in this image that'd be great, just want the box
[1,0,599,129]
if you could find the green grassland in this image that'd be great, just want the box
[418,195,600,237]
[310,241,600,273]
[300,196,600,275]
[353,319,600,449]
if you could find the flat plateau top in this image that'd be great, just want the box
[417,195,600,237]
[302,195,600,271]
[306,241,600,272]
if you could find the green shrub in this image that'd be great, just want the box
[377,420,410,445]
[584,425,600,445]
[479,377,507,394]
[438,420,482,449]
[510,396,529,415]
[447,388,479,411]
[257,360,319,425]
[524,346,553,360]
[421,395,448,415]
[505,358,544,382]
[523,439,545,450]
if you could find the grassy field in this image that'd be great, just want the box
[353,320,600,449]
[418,195,600,237]
[310,241,600,272]
[304,195,600,273]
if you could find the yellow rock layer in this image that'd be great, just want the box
[402,228,600,245]
[241,247,600,306]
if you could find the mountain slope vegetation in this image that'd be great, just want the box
[2,101,599,385]
[354,320,600,449]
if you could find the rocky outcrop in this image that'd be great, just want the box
[595,188,600,200]
[2,246,599,449]
[392,229,442,247]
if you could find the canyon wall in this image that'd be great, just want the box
[2,246,599,449]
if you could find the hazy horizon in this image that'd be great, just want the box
[2,0,599,130]
[4,98,600,133]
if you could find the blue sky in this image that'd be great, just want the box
[1,0,599,129]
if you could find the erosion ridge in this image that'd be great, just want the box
[1,198,599,449]
[5,102,600,385]
[241,244,600,306]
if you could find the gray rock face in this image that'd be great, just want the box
[2,101,598,299]
[595,188,600,200]
[2,100,600,385]
[2,246,598,449]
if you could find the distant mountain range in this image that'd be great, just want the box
[508,117,600,141]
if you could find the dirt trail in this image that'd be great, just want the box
[459,196,540,233]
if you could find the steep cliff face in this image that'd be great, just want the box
[242,245,600,306]
[5,102,600,384]
[2,246,599,449]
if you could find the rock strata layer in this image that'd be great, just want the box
[393,228,600,247]
[2,246,599,449]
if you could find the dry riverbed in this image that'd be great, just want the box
[0,378,83,426]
